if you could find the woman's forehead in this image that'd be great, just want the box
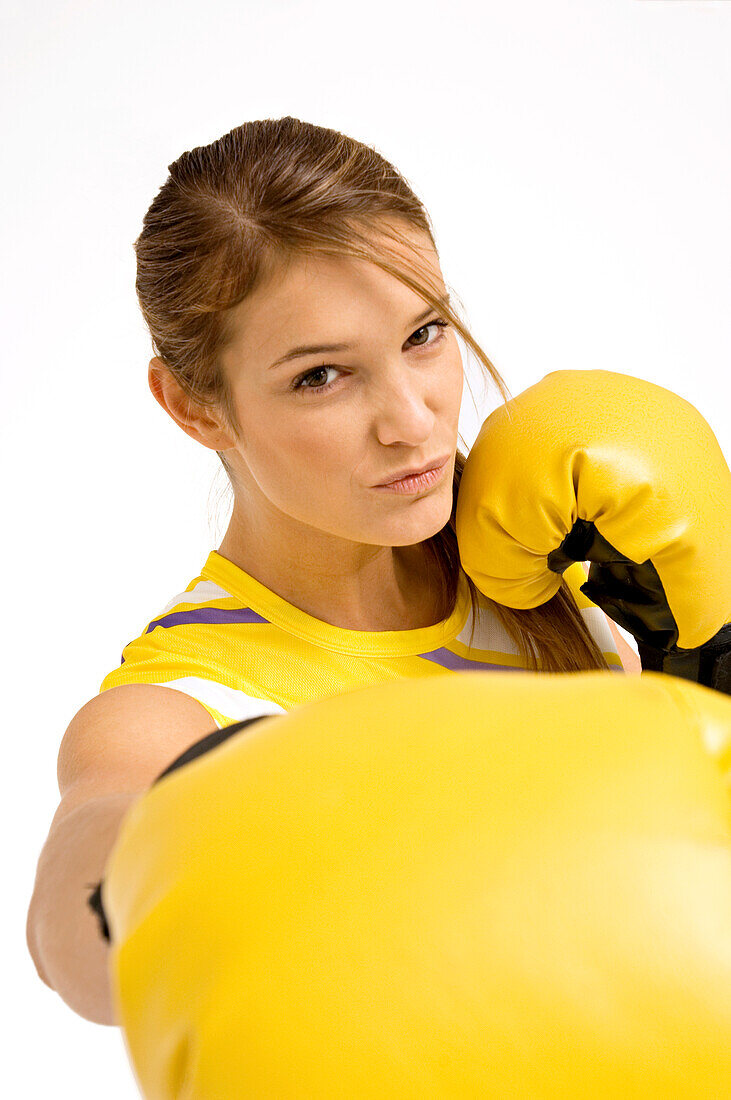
[223,248,447,369]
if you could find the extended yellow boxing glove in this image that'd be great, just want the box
[99,671,731,1098]
[455,369,731,691]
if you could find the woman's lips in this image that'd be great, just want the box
[373,457,449,494]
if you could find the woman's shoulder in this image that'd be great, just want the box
[96,570,286,730]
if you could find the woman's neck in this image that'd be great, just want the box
[216,527,445,632]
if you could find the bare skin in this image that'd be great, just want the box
[149,223,464,631]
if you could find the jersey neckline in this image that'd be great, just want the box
[200,549,472,657]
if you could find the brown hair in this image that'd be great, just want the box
[134,116,610,674]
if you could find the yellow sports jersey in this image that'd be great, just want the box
[98,552,623,731]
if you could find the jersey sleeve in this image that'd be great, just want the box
[98,618,287,731]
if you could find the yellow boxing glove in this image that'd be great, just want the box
[455,369,731,691]
[100,671,731,1097]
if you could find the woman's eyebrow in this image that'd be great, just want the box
[267,298,450,370]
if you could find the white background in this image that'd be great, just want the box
[4,1,729,1095]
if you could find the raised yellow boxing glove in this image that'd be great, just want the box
[99,671,731,1097]
[455,369,731,691]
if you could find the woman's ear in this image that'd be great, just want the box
[147,358,236,452]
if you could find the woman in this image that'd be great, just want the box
[103,115,635,724]
[26,115,635,1029]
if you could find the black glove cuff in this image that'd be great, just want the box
[637,622,731,694]
[548,518,731,694]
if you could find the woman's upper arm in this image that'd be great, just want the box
[604,615,642,674]
[578,561,641,674]
[53,684,222,827]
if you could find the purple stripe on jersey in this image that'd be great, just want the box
[418,648,623,673]
[120,606,270,664]
[145,607,270,632]
[417,648,523,672]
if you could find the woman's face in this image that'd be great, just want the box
[218,230,464,552]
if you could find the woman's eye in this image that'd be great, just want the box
[292,364,339,395]
[290,318,450,397]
